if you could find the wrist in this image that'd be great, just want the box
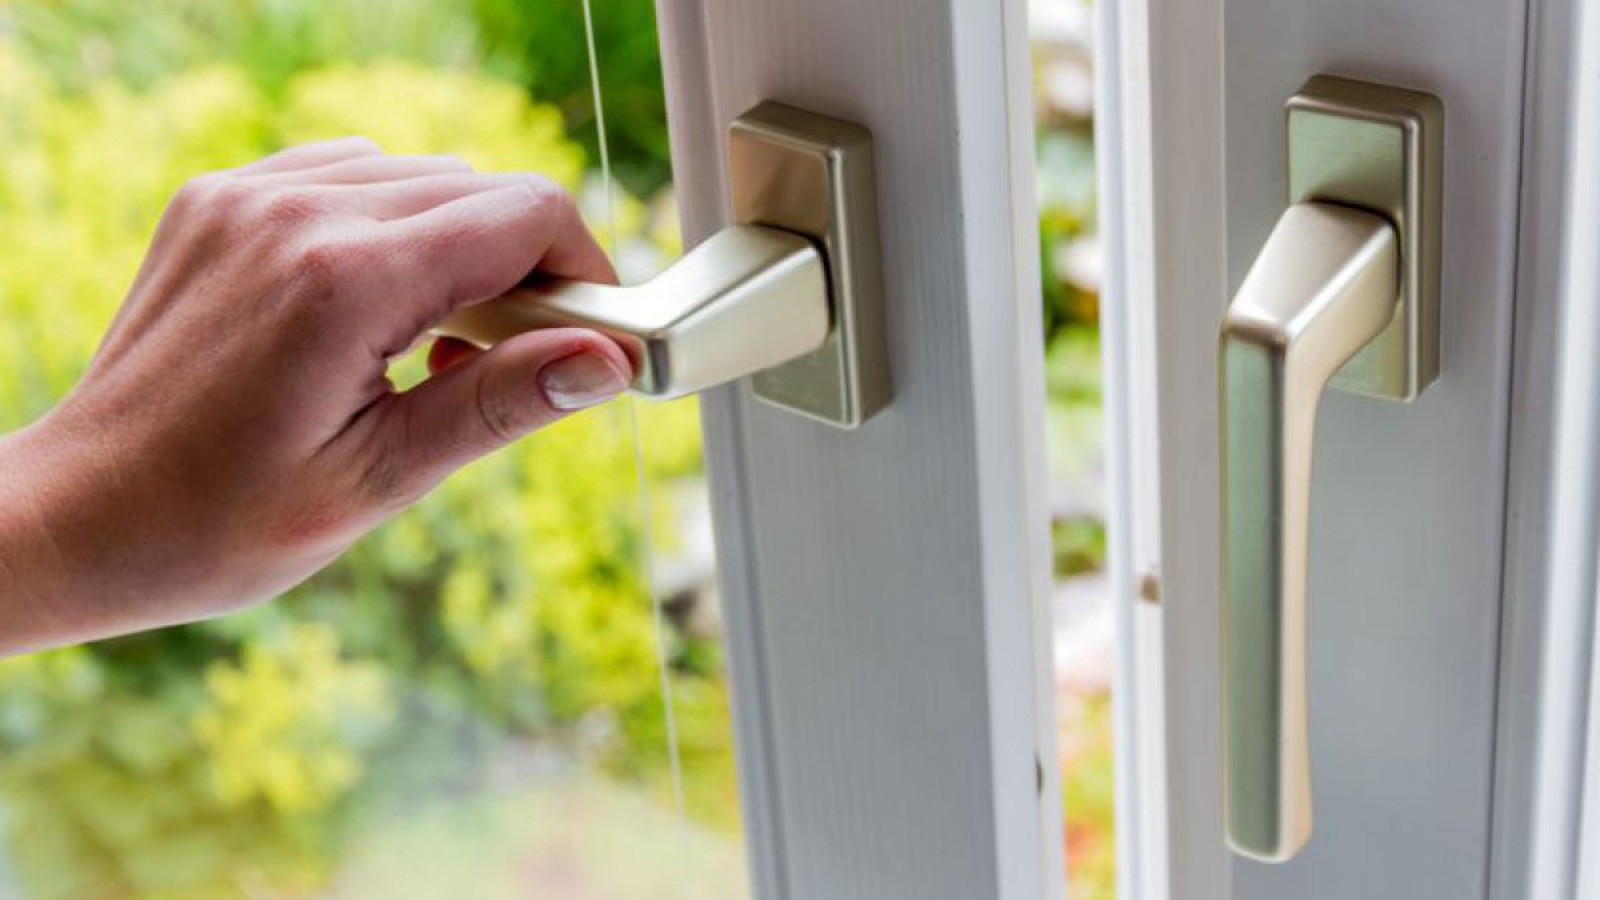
[0,419,83,653]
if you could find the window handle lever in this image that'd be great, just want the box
[1220,201,1398,862]
[441,101,890,429]
[1220,75,1441,864]
[435,224,828,401]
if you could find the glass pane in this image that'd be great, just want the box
[1029,1,1116,897]
[0,1,746,897]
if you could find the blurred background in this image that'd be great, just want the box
[0,0,1109,896]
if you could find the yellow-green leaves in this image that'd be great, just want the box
[193,623,392,814]
[0,51,732,898]
[280,62,585,183]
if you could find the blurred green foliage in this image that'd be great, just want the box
[1053,516,1108,579]
[1033,23,1113,893]
[0,13,729,897]
[0,0,672,194]
[1061,694,1116,900]
[1037,131,1099,338]
[472,0,671,195]
[1043,327,1105,494]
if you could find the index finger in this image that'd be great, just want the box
[234,137,383,176]
[380,180,618,320]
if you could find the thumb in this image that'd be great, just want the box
[377,328,632,488]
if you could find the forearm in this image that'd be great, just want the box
[0,412,248,653]
[0,420,86,654]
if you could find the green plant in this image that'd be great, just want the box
[1060,693,1116,900]
[0,50,728,897]
[1053,516,1108,579]
[1037,130,1098,339]
[472,0,672,195]
[0,0,482,95]
[1,0,673,196]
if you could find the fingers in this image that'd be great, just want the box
[378,181,617,320]
[195,142,617,368]
[247,153,474,188]
[365,329,633,496]
[312,172,537,221]
[233,137,382,175]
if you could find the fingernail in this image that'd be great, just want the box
[539,351,629,410]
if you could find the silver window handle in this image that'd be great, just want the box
[1219,76,1441,863]
[436,101,891,430]
[1221,202,1397,862]
[436,224,828,401]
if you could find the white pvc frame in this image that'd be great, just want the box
[656,1,1060,897]
[1495,0,1600,896]
[1092,0,1173,893]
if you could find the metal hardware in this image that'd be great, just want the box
[435,101,889,428]
[436,225,826,400]
[730,103,890,428]
[1138,569,1162,605]
[1220,76,1442,864]
[1221,203,1399,863]
[1289,76,1442,399]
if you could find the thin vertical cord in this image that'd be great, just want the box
[629,403,687,820]
[579,0,687,820]
[581,0,619,255]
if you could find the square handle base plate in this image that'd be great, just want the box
[727,102,891,429]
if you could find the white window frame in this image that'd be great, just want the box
[657,0,1600,897]
[655,1,1061,897]
[1496,0,1600,897]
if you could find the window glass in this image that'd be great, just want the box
[0,1,747,896]
[1030,0,1116,896]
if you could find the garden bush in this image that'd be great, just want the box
[0,47,728,898]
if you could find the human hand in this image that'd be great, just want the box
[0,138,633,652]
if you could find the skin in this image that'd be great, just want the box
[0,138,635,655]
